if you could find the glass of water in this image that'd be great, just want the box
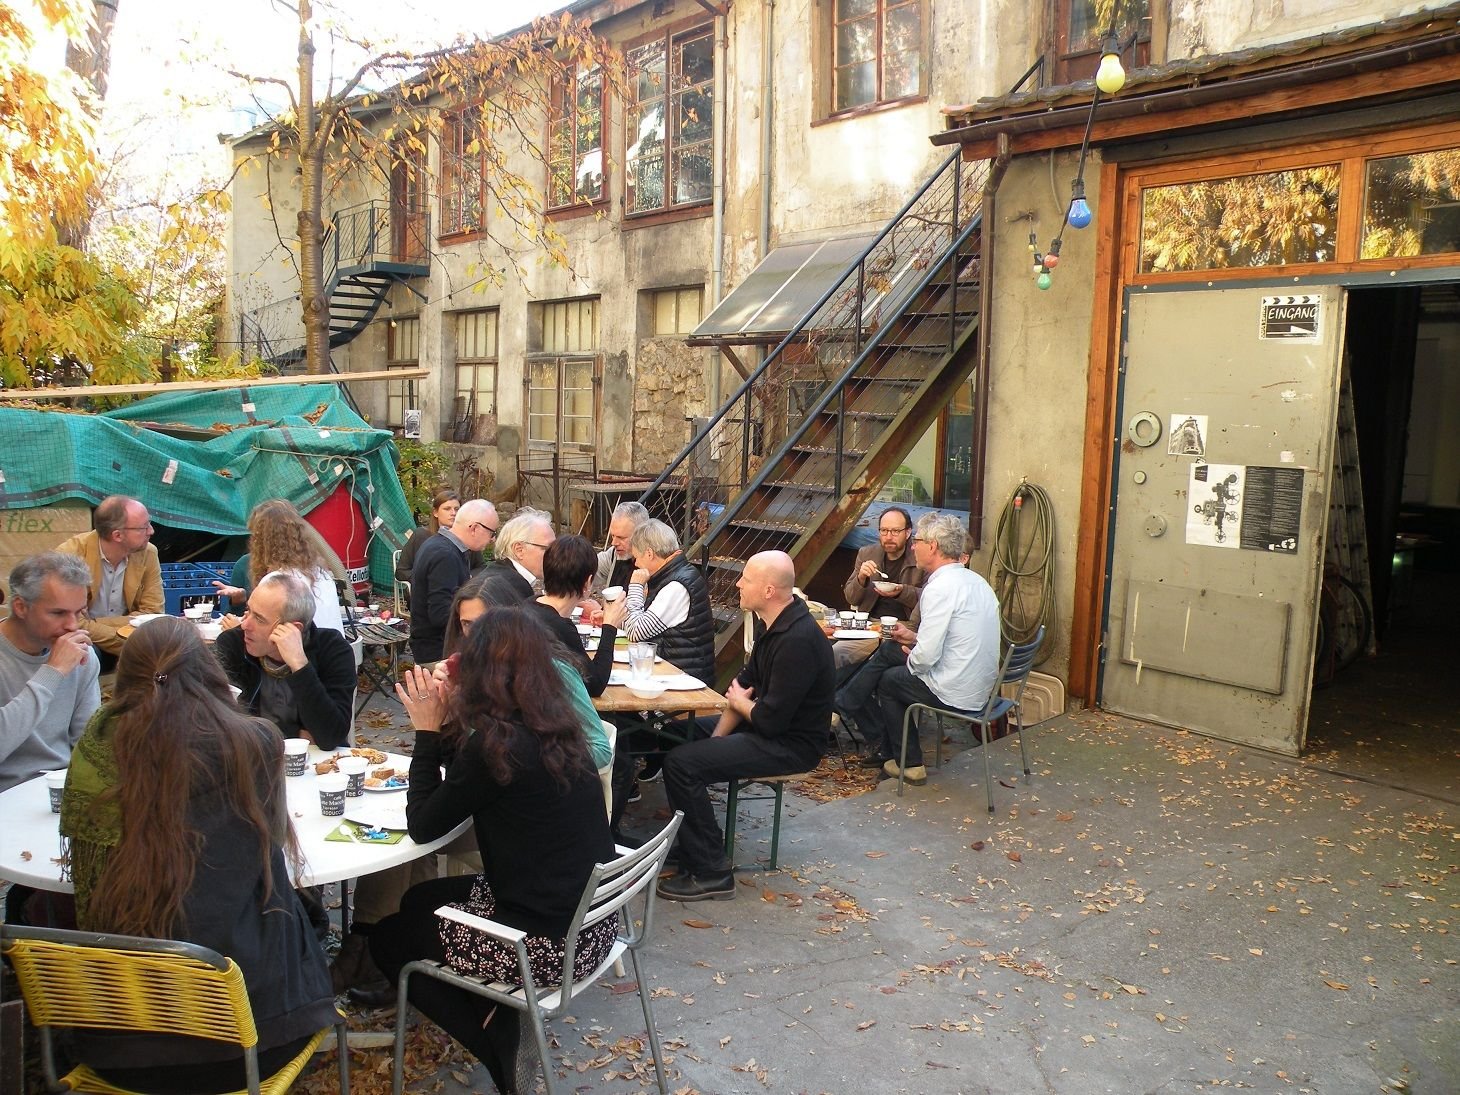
[627,642,656,682]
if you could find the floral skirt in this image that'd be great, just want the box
[437,875,618,987]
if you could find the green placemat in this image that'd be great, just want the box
[326,821,406,844]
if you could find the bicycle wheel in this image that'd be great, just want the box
[1327,573,1372,673]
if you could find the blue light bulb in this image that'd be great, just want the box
[1068,197,1093,229]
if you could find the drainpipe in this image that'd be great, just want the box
[969,133,1012,550]
[709,11,728,408]
[759,0,774,257]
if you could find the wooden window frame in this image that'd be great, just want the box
[450,308,499,440]
[439,104,489,239]
[649,285,705,336]
[525,353,602,452]
[623,21,715,218]
[385,316,421,431]
[1049,0,1152,89]
[820,0,929,120]
[547,64,609,214]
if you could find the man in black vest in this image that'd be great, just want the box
[621,518,714,687]
[657,550,835,901]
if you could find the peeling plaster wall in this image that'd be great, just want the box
[1166,0,1434,57]
[967,152,1108,682]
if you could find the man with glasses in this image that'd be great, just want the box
[409,498,499,663]
[478,507,555,602]
[214,570,356,750]
[836,505,925,677]
[593,500,650,594]
[54,494,164,660]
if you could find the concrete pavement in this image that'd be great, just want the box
[335,705,1458,1094]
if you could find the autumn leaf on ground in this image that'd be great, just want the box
[1323,979,1350,990]
[866,851,887,858]
[1007,851,1022,863]
[683,919,714,929]
[856,1020,877,1031]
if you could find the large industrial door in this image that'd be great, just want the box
[1100,286,1346,755]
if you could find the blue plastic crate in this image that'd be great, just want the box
[162,561,233,616]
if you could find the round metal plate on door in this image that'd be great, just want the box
[1133,470,1148,484]
[1127,410,1162,447]
[1144,513,1167,537]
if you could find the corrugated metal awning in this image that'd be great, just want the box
[689,233,876,345]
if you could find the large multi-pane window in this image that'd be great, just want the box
[1362,147,1460,258]
[451,309,498,439]
[441,106,487,236]
[831,0,924,113]
[385,316,420,429]
[548,66,605,208]
[625,25,714,215]
[528,299,599,450]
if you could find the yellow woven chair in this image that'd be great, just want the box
[1,924,348,1095]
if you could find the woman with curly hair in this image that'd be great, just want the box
[59,617,336,1092]
[372,605,616,1094]
[214,499,345,634]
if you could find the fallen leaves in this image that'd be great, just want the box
[1323,978,1350,991]
[682,918,714,929]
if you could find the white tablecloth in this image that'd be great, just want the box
[0,748,465,893]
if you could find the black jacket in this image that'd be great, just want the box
[410,532,471,663]
[214,623,356,750]
[643,553,715,686]
[528,600,616,696]
[735,597,836,768]
[475,558,535,603]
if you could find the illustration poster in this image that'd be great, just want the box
[1238,466,1304,554]
[1167,414,1207,457]
[1186,463,1244,548]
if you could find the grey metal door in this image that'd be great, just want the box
[1100,286,1346,755]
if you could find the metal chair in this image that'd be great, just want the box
[896,625,1046,807]
[723,772,816,870]
[392,812,684,1095]
[392,549,410,618]
[0,923,349,1095]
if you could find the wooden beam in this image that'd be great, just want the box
[719,344,751,381]
[0,368,429,401]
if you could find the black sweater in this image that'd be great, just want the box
[735,597,836,768]
[214,623,356,750]
[528,600,616,696]
[406,726,614,937]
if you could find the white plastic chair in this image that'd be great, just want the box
[391,812,683,1095]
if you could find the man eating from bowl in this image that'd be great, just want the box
[836,505,926,677]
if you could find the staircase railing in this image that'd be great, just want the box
[637,149,988,552]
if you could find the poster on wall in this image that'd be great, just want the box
[1186,463,1244,548]
[1260,294,1322,341]
[403,409,422,439]
[1238,466,1304,554]
[1167,414,1207,456]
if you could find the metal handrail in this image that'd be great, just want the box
[690,214,983,553]
[635,146,968,505]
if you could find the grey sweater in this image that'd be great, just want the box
[0,628,101,793]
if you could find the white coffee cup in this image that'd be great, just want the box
[317,773,348,816]
[853,611,869,626]
[44,769,67,813]
[839,611,855,625]
[601,585,624,601]
[337,755,369,797]
[283,737,309,776]
[880,615,899,630]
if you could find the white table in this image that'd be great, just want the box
[0,749,467,893]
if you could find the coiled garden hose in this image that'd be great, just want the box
[989,479,1055,662]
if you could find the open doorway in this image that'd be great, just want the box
[1305,284,1460,802]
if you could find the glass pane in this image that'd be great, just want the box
[836,0,876,18]
[1066,0,1147,55]
[677,287,702,329]
[672,147,713,206]
[1139,165,1341,274]
[529,414,555,444]
[676,86,712,145]
[1361,148,1460,259]
[885,4,921,56]
[835,60,876,111]
[676,31,714,88]
[631,42,666,102]
[884,48,921,100]
[836,18,876,66]
[563,359,594,388]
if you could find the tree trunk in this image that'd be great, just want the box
[297,0,330,375]
[58,0,120,250]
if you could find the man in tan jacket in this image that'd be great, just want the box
[55,495,164,656]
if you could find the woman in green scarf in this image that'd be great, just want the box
[59,616,337,1093]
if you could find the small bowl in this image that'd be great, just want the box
[576,623,593,636]
[625,681,667,700]
[872,580,899,597]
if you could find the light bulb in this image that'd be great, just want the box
[1095,50,1126,95]
[1069,198,1092,228]
[1037,271,1053,290]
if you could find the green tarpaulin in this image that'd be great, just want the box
[0,385,411,590]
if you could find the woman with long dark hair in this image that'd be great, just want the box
[372,606,616,1094]
[59,617,336,1092]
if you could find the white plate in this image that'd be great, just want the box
[833,628,878,640]
[345,799,408,830]
[613,649,662,663]
[364,778,408,793]
[654,673,707,691]
[129,613,168,627]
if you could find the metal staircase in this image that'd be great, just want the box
[637,149,991,676]
[240,199,430,372]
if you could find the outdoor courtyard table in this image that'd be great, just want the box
[591,655,727,719]
[0,746,468,895]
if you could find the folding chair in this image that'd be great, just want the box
[392,812,684,1095]
[0,923,349,1095]
[896,625,1046,807]
[392,549,411,618]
